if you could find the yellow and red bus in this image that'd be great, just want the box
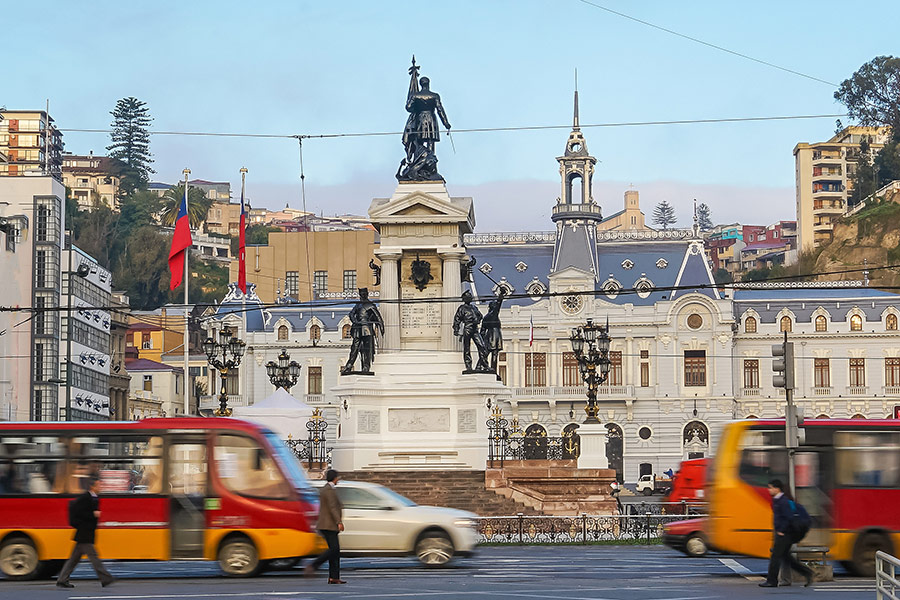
[707,418,900,576]
[0,418,324,579]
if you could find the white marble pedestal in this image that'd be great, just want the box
[576,423,609,469]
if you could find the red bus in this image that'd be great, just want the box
[0,418,324,579]
[707,418,900,576]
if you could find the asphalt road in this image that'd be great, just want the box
[0,546,874,600]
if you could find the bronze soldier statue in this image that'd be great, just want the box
[341,288,385,375]
[397,57,451,182]
[480,289,506,376]
[453,290,490,372]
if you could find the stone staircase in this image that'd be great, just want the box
[343,470,540,516]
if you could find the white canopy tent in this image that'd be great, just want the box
[231,387,314,440]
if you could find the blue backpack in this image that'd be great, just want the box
[787,500,812,540]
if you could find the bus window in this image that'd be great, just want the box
[215,434,290,500]
[169,442,208,496]
[0,435,65,494]
[835,431,900,487]
[738,447,788,488]
[70,434,164,494]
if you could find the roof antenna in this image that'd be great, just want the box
[573,68,580,130]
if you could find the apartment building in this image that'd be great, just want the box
[794,126,889,250]
[61,153,120,210]
[0,110,64,179]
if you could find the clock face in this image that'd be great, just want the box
[561,294,584,315]
[570,143,582,153]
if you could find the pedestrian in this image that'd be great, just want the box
[759,479,813,588]
[305,469,345,584]
[56,475,115,589]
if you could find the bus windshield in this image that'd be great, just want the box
[264,432,314,491]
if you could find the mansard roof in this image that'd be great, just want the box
[732,285,900,322]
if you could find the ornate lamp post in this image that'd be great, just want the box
[266,349,301,391]
[203,327,246,416]
[569,318,612,424]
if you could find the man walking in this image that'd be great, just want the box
[759,479,813,588]
[305,469,345,584]
[56,476,115,589]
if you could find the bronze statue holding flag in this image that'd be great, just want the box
[397,56,452,182]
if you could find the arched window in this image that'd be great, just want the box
[341,323,352,339]
[310,324,321,341]
[683,421,709,445]
[815,315,827,332]
[780,316,792,333]
[815,414,830,419]
[887,313,898,331]
[561,423,580,459]
[744,316,757,333]
[850,314,863,331]
[851,413,866,420]
[277,325,288,341]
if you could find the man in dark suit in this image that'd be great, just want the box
[56,476,115,588]
[305,469,345,584]
[759,478,813,588]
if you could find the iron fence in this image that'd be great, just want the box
[619,501,706,516]
[284,408,331,469]
[487,407,579,467]
[476,513,705,545]
[877,551,900,600]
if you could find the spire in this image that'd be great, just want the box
[573,69,580,130]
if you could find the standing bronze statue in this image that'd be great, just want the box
[481,289,506,377]
[397,56,451,182]
[453,290,490,373]
[341,288,385,375]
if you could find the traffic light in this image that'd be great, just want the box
[772,341,795,390]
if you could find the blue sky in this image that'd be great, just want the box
[5,1,899,230]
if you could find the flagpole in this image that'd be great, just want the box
[183,168,191,417]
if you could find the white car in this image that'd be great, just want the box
[311,480,478,565]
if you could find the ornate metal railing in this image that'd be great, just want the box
[476,513,705,544]
[284,408,331,469]
[487,407,579,467]
[619,501,706,516]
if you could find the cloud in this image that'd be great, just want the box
[249,176,795,231]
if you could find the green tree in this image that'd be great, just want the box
[113,226,172,309]
[742,266,771,282]
[108,97,154,196]
[714,268,732,284]
[697,203,713,231]
[835,56,900,136]
[159,183,213,229]
[230,224,280,255]
[849,136,878,206]
[652,200,676,229]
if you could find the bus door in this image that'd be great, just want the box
[168,436,208,559]
[794,447,834,547]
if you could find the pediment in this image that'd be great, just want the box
[396,203,444,216]
[549,265,595,281]
[369,190,472,222]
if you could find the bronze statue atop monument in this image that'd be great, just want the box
[453,290,490,373]
[341,288,385,375]
[397,56,452,182]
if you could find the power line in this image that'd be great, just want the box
[575,0,838,88]
[57,113,848,142]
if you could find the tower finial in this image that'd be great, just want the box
[573,68,580,130]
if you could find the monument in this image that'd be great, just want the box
[331,59,509,471]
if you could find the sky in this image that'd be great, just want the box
[5,1,899,231]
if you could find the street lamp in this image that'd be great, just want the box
[266,349,301,391]
[568,318,612,424]
[203,327,246,416]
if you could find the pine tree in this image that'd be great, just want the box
[107,97,154,197]
[652,200,676,230]
[697,203,713,231]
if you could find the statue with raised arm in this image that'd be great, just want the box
[397,56,451,182]
[453,290,490,373]
[480,288,506,376]
[341,288,385,375]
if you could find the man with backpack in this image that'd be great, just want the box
[759,478,813,588]
[56,476,115,589]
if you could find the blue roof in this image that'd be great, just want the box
[468,244,554,306]
[733,287,898,301]
[596,242,699,305]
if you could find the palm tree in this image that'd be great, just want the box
[160,183,213,229]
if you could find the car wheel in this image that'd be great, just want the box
[0,536,40,581]
[266,556,301,571]
[415,531,454,566]
[684,534,708,558]
[642,488,653,496]
[851,532,892,577]
[218,537,261,577]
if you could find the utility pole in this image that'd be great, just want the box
[772,331,801,497]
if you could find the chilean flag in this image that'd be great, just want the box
[168,183,192,290]
[238,184,247,294]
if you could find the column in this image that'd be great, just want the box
[578,423,609,469]
[375,250,401,353]
[440,249,465,352]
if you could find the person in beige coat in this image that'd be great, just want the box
[305,469,345,584]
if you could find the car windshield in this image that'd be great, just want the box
[263,432,314,491]
[377,485,417,507]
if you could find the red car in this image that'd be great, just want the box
[662,517,711,557]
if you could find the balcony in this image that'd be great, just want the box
[883,386,900,396]
[740,387,761,397]
[813,204,844,216]
[551,202,603,222]
[511,385,629,399]
[846,386,868,396]
[812,386,832,396]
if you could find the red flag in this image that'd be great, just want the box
[168,183,193,290]
[238,184,247,294]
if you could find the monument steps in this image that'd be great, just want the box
[343,470,541,516]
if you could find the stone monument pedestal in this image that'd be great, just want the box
[576,423,609,470]
[331,352,509,471]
